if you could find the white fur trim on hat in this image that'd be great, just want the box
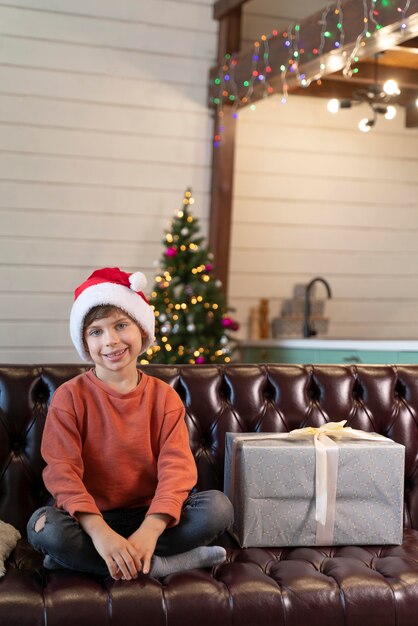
[70,281,155,361]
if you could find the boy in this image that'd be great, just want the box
[27,267,233,580]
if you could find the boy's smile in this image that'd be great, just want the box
[103,347,128,361]
[84,310,143,385]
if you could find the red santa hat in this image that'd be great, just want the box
[70,267,155,361]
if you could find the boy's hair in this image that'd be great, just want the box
[83,305,125,336]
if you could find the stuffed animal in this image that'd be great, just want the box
[0,520,21,577]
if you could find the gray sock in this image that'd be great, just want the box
[150,546,226,578]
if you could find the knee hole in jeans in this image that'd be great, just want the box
[34,513,46,533]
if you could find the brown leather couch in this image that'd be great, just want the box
[1,363,418,626]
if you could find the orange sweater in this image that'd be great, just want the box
[41,370,197,525]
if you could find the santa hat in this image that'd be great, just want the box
[70,267,155,361]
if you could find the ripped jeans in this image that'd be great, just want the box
[27,490,233,576]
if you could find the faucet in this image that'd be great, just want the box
[303,277,332,338]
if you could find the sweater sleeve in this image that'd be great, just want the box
[41,395,102,517]
[146,404,197,525]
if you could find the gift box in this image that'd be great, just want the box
[224,423,405,547]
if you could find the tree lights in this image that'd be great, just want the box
[144,189,239,365]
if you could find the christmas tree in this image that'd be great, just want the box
[142,189,239,364]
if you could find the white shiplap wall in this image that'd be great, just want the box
[0,0,218,363]
[229,94,418,339]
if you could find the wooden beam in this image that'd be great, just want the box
[213,0,250,21]
[406,102,418,126]
[398,36,418,48]
[209,7,242,295]
[291,77,418,108]
[209,0,418,108]
[209,107,236,296]
[326,62,418,90]
[217,8,242,65]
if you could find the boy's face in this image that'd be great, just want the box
[84,310,143,376]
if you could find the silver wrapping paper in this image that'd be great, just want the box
[224,432,405,547]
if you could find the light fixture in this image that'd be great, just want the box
[385,105,397,120]
[326,54,401,131]
[327,98,340,113]
[383,79,400,96]
[358,117,374,133]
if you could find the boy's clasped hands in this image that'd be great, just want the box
[77,512,172,580]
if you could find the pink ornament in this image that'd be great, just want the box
[205,263,214,272]
[222,317,240,331]
[196,356,205,364]
[166,246,177,257]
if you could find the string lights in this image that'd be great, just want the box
[212,0,414,145]
[343,0,371,78]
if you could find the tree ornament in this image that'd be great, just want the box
[166,247,177,258]
[222,317,240,331]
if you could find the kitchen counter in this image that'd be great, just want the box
[236,339,418,364]
[240,338,418,350]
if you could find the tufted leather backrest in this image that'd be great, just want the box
[1,364,417,535]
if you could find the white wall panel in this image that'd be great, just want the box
[232,198,418,229]
[0,266,156,294]
[0,95,212,140]
[0,36,210,85]
[1,209,209,244]
[1,125,212,167]
[0,6,215,59]
[230,249,418,276]
[0,66,208,112]
[0,154,210,192]
[0,238,161,270]
[229,95,418,341]
[232,223,418,252]
[0,0,217,363]
[1,1,217,32]
[237,115,418,159]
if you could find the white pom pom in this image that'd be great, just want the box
[129,271,147,292]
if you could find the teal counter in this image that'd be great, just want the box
[236,339,418,365]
